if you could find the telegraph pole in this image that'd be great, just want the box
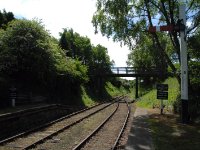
[179,0,189,123]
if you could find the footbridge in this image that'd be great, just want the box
[92,67,166,99]
[110,67,163,77]
[92,67,165,77]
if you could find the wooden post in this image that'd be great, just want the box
[160,100,164,115]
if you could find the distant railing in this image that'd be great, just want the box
[111,67,161,75]
[90,67,165,77]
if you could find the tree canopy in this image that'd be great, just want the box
[0,9,15,29]
[93,0,200,118]
[0,9,127,106]
[0,19,88,86]
[92,0,200,75]
[59,28,113,75]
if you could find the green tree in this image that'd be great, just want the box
[74,35,93,65]
[92,0,200,78]
[0,19,88,85]
[127,34,157,68]
[59,28,93,65]
[92,44,112,70]
[0,19,89,104]
[0,9,15,29]
[188,30,200,61]
[0,19,56,84]
[188,29,200,97]
[59,28,114,98]
[59,28,75,58]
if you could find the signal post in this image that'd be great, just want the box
[148,0,189,123]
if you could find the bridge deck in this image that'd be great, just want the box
[93,67,165,77]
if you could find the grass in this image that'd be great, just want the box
[148,111,200,150]
[135,77,200,149]
[81,81,134,107]
[81,82,134,107]
[105,82,133,98]
[105,82,121,97]
[136,77,180,110]
[80,85,97,107]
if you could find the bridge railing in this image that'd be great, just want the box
[111,67,161,75]
[89,67,165,77]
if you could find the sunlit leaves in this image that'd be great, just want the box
[0,19,89,85]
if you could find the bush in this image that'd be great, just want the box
[0,19,89,104]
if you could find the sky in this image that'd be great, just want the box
[0,0,130,67]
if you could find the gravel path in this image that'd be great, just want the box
[0,103,111,150]
[81,103,129,150]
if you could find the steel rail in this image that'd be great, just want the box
[111,100,130,150]
[72,101,120,150]
[0,95,121,121]
[0,102,103,145]
[22,101,117,150]
[0,104,69,142]
[0,96,122,146]
[0,104,59,121]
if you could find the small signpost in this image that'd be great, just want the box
[10,86,17,107]
[157,84,168,114]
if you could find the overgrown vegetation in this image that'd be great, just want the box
[0,10,131,109]
[93,0,200,119]
[80,86,96,107]
[136,78,179,112]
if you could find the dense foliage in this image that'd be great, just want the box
[0,19,88,82]
[0,19,90,105]
[59,28,112,72]
[93,0,200,118]
[93,0,200,74]
[0,11,116,107]
[59,28,113,97]
[188,29,200,118]
[0,9,15,29]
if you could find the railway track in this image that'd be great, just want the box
[0,97,123,150]
[0,104,84,141]
[33,98,129,150]
[0,96,128,150]
[73,100,130,150]
[0,104,58,119]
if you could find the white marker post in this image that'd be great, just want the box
[179,0,189,123]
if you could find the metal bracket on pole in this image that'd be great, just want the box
[175,19,185,32]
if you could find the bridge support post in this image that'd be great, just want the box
[135,77,139,99]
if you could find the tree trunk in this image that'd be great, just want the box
[145,0,181,83]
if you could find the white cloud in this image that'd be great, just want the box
[0,0,130,67]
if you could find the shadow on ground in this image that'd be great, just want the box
[148,112,200,150]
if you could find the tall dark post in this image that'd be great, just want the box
[135,77,139,99]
